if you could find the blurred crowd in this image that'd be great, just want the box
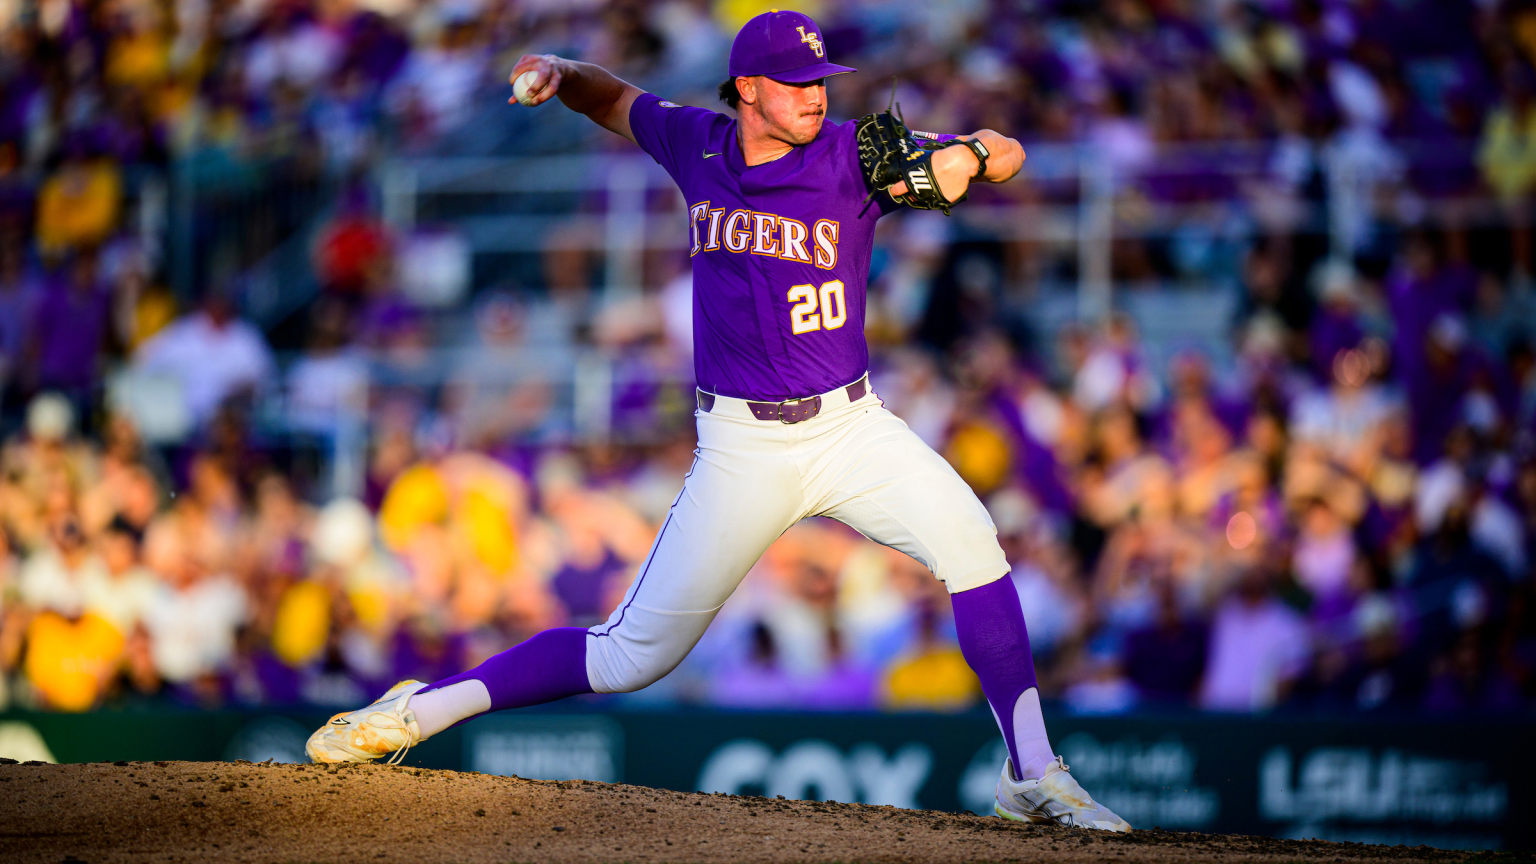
[2,0,1536,718]
[9,272,1536,716]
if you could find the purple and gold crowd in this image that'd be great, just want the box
[3,0,1536,716]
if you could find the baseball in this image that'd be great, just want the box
[513,70,540,106]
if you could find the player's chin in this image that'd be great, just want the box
[790,119,823,144]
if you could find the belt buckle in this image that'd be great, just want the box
[777,395,821,424]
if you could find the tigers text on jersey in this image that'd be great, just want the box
[628,93,901,402]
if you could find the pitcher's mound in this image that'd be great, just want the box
[0,760,1498,863]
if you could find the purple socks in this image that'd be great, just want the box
[952,575,1055,781]
[424,627,594,711]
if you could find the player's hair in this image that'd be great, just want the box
[718,77,742,109]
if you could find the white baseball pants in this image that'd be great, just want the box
[584,380,1009,694]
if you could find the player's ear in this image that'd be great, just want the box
[737,75,757,105]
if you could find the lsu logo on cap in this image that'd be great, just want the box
[796,25,824,58]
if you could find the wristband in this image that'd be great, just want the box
[917,130,991,178]
[961,137,989,180]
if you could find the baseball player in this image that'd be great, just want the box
[307,11,1130,832]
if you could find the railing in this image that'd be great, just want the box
[377,135,1490,323]
[167,151,333,311]
[111,342,696,499]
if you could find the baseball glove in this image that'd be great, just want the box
[855,93,988,216]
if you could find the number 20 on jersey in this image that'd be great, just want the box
[788,280,847,334]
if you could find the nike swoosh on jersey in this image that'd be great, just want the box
[703,152,722,159]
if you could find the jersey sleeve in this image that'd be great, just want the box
[628,93,720,186]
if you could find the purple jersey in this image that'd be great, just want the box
[629,93,901,402]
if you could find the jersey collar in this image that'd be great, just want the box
[724,119,832,183]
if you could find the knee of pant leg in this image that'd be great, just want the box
[586,603,718,693]
[596,655,676,694]
[946,560,1011,594]
[583,629,690,694]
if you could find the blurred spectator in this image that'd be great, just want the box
[33,149,121,257]
[797,628,876,711]
[18,515,100,619]
[1080,405,1175,528]
[314,188,391,300]
[80,516,159,639]
[1292,498,1357,601]
[1422,629,1525,714]
[133,295,275,427]
[22,609,123,711]
[1307,263,1365,383]
[384,4,492,141]
[758,522,849,678]
[0,239,41,398]
[139,514,249,700]
[1123,581,1208,705]
[707,621,798,709]
[1199,565,1310,711]
[879,600,979,712]
[448,293,562,448]
[1478,73,1536,205]
[1292,593,1421,713]
[117,263,177,353]
[285,298,368,436]
[1063,646,1139,715]
[28,250,114,407]
[1289,345,1394,469]
[244,4,343,97]
[997,491,1085,658]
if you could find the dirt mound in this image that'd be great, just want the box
[0,760,1502,863]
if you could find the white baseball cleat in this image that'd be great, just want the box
[994,756,1132,832]
[306,679,429,764]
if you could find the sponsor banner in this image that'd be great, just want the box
[467,715,623,783]
[1,709,1527,850]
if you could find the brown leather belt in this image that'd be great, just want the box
[697,377,868,424]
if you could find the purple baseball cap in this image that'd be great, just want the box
[728,10,855,84]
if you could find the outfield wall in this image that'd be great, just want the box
[1,708,1527,851]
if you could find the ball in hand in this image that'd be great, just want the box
[513,71,541,106]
